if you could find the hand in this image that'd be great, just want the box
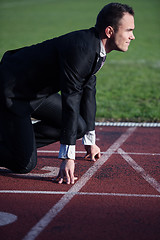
[84,144,101,161]
[53,159,78,184]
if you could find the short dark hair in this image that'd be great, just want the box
[95,3,134,33]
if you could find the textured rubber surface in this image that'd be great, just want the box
[0,126,160,240]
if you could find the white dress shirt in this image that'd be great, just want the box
[58,130,96,159]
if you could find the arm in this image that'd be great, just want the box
[56,40,94,184]
[59,37,96,145]
[56,73,99,183]
[55,37,98,184]
[80,75,96,131]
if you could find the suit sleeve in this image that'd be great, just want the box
[80,75,96,132]
[59,44,96,145]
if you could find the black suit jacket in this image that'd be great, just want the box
[0,27,102,144]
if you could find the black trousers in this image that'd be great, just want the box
[0,93,87,173]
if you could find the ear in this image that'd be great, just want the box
[105,26,114,38]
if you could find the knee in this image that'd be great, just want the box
[11,151,37,174]
[18,155,37,174]
[9,160,36,174]
[18,162,36,174]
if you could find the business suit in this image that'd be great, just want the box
[0,27,103,173]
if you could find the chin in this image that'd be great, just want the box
[114,45,129,52]
[115,48,128,52]
[120,46,129,52]
[122,48,129,52]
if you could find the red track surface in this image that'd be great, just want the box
[0,126,160,240]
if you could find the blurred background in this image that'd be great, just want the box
[0,0,159,122]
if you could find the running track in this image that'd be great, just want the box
[0,125,160,240]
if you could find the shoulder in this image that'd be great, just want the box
[57,28,100,78]
[58,28,100,55]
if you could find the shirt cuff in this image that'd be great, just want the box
[82,130,96,145]
[58,144,75,159]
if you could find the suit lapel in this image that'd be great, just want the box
[90,28,107,75]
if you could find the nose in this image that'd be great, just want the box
[130,32,135,40]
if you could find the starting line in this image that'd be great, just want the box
[37,150,160,156]
[0,190,160,198]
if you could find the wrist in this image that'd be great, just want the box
[62,159,75,161]
[82,130,96,145]
[59,144,75,159]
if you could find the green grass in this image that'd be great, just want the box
[0,0,160,122]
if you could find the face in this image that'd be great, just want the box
[109,13,135,52]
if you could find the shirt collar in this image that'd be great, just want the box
[100,40,106,57]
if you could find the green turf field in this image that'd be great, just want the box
[0,0,160,122]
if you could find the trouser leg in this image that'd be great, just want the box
[0,109,37,173]
[31,93,87,148]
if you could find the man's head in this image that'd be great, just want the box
[95,3,135,52]
[95,3,134,34]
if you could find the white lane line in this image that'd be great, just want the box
[0,212,18,226]
[95,121,160,127]
[121,152,160,156]
[37,150,160,156]
[38,150,82,154]
[106,59,160,69]
[118,148,160,193]
[23,127,136,240]
[0,166,59,178]
[0,190,160,198]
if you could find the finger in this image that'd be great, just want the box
[84,153,90,159]
[58,177,64,184]
[91,157,96,162]
[70,176,78,184]
[65,170,70,184]
[58,169,65,184]
[90,153,96,161]
[70,171,75,184]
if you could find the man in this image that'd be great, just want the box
[0,3,135,184]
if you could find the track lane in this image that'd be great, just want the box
[0,126,160,240]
